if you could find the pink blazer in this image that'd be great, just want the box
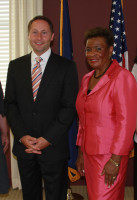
[76,60,137,156]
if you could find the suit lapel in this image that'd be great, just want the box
[41,52,57,87]
[87,61,116,96]
[21,53,34,102]
[89,74,110,95]
[82,71,94,96]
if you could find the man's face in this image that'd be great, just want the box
[28,19,54,56]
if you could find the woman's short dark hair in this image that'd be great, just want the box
[28,15,54,34]
[84,27,114,47]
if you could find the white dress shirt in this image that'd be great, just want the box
[31,48,51,75]
[131,63,137,143]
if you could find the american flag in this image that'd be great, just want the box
[109,0,128,69]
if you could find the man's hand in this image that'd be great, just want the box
[25,137,51,154]
[21,135,38,149]
[34,137,51,149]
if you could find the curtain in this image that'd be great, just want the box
[9,0,43,189]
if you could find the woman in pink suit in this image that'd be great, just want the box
[76,27,137,200]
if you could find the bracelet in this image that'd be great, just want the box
[110,158,120,167]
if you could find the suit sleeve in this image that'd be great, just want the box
[42,61,78,145]
[4,61,27,141]
[75,75,86,147]
[0,82,5,116]
[76,120,84,146]
[110,70,137,155]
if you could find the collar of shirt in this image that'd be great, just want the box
[131,63,137,81]
[134,133,137,143]
[31,48,51,74]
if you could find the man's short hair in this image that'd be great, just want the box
[28,15,54,34]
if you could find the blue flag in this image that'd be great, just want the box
[58,0,73,59]
[58,0,80,182]
[109,0,128,69]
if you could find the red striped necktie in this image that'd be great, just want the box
[32,57,42,101]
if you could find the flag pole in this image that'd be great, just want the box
[60,0,63,56]
[121,0,123,8]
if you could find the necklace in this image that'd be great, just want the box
[94,61,112,79]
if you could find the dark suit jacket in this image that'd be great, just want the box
[5,51,78,162]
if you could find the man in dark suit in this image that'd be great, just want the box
[5,16,78,200]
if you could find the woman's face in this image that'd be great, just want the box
[85,37,113,71]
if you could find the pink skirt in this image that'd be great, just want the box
[83,152,129,200]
